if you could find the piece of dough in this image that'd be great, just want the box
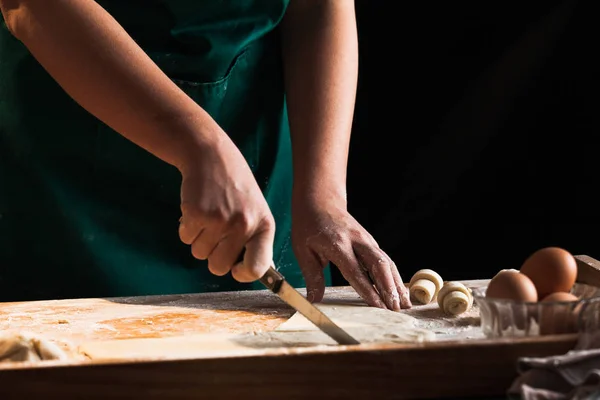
[0,331,69,363]
[437,282,473,316]
[275,303,435,344]
[79,333,266,361]
[409,269,444,304]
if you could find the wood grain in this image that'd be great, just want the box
[0,335,577,399]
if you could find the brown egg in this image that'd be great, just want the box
[486,269,538,302]
[520,247,577,299]
[539,292,580,335]
[542,292,579,302]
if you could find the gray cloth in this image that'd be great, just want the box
[508,333,600,400]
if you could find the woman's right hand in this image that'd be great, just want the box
[177,130,275,283]
[0,0,274,283]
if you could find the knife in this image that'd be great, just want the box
[259,265,361,345]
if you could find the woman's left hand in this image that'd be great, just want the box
[291,200,411,311]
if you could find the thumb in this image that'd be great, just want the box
[298,251,327,303]
[231,229,274,283]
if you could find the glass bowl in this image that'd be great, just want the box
[473,283,600,338]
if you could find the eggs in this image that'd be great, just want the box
[520,247,577,299]
[486,269,538,302]
[539,292,579,335]
[541,292,579,302]
[484,246,583,336]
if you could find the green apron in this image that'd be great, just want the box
[0,0,330,302]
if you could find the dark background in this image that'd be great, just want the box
[332,0,599,285]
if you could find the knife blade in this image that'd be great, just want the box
[259,266,361,345]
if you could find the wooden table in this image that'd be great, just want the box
[0,280,581,400]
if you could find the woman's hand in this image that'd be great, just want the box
[177,132,275,283]
[291,198,411,311]
[281,2,407,309]
[0,0,275,282]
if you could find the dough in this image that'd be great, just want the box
[409,269,444,304]
[79,333,265,361]
[437,282,473,316]
[272,303,435,345]
[0,331,69,363]
[80,303,436,361]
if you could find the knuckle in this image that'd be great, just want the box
[204,208,227,225]
[330,230,346,245]
[375,255,391,268]
[180,202,199,219]
[230,212,252,232]
[350,227,364,237]
[258,214,275,231]
[330,238,347,251]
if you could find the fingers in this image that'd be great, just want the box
[181,205,275,282]
[355,245,401,311]
[206,233,245,276]
[231,218,275,282]
[296,251,327,303]
[390,260,412,309]
[190,229,217,259]
[322,242,387,309]
[191,214,252,276]
[178,203,202,245]
[308,233,409,311]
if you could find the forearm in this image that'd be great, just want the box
[0,0,223,171]
[281,0,358,205]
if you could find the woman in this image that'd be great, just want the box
[0,0,410,310]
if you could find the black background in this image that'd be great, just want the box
[333,0,599,285]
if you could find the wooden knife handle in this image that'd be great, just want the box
[259,266,285,293]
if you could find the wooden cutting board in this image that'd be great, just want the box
[0,288,294,345]
[2,254,599,400]
[0,282,577,399]
[0,283,486,361]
